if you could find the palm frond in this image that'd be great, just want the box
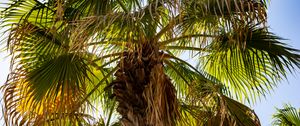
[272,104,300,126]
[1,1,121,125]
[182,80,260,126]
[200,24,300,103]
[163,52,259,125]
[1,0,300,125]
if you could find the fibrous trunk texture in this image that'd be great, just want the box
[112,43,179,126]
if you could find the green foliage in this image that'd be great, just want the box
[200,25,300,103]
[1,0,299,125]
[272,104,300,126]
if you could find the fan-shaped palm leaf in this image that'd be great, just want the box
[272,104,300,126]
[1,0,300,126]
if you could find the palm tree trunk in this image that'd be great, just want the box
[112,43,179,126]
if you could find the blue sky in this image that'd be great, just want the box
[0,0,300,125]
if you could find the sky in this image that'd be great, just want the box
[0,0,300,125]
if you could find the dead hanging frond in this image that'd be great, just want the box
[55,0,65,21]
[2,0,300,126]
[111,44,180,125]
[212,0,268,25]
[143,63,180,126]
[179,0,268,21]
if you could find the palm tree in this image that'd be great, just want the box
[272,104,300,126]
[1,0,300,125]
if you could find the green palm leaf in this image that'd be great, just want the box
[200,24,300,103]
[1,0,300,125]
[272,104,300,126]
